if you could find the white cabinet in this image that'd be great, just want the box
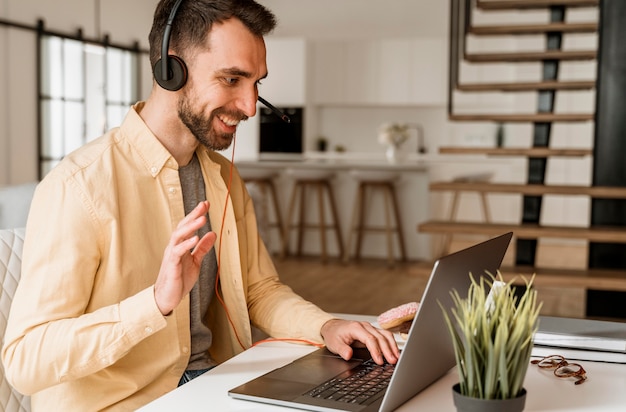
[312,38,447,106]
[262,38,307,106]
[311,42,346,104]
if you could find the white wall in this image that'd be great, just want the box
[0,0,158,186]
[0,0,598,233]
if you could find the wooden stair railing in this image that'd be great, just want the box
[409,262,626,292]
[457,80,595,92]
[438,147,592,157]
[419,221,626,244]
[426,1,626,305]
[476,0,599,10]
[465,49,596,63]
[469,22,597,35]
[447,113,594,122]
[451,0,598,121]
[429,182,626,199]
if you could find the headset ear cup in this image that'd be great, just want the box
[153,55,188,91]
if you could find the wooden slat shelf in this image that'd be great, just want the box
[438,146,592,157]
[457,80,595,92]
[477,0,599,10]
[448,113,594,122]
[469,22,597,35]
[418,221,626,243]
[409,262,626,292]
[465,50,596,63]
[429,182,626,199]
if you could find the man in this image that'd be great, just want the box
[1,0,399,410]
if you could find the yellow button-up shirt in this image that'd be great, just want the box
[2,102,335,411]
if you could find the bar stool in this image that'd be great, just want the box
[345,169,406,266]
[238,167,285,254]
[283,168,343,263]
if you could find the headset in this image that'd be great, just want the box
[153,0,187,91]
[153,0,290,122]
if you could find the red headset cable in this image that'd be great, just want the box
[212,132,323,352]
[213,132,248,351]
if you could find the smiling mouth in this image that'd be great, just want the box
[218,114,241,128]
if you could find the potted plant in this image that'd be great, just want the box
[316,136,328,152]
[440,273,541,412]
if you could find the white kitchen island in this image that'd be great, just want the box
[234,152,523,261]
[236,154,429,260]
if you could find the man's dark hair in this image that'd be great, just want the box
[148,0,277,67]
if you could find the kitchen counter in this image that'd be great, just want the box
[235,151,517,171]
[236,157,427,173]
[233,152,523,261]
[235,154,432,260]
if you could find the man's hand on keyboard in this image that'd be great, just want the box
[320,319,399,365]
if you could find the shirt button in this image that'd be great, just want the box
[145,326,153,333]
[169,187,176,194]
[150,166,158,174]
[182,346,189,354]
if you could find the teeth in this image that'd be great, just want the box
[219,115,239,126]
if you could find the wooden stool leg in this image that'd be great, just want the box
[296,182,307,257]
[344,183,362,263]
[316,182,328,263]
[266,180,285,247]
[282,181,299,258]
[480,192,491,223]
[383,185,394,266]
[388,184,407,262]
[355,183,367,261]
[324,180,344,260]
[441,191,460,256]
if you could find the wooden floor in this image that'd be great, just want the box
[274,238,589,319]
[276,256,430,317]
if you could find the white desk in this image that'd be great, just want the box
[139,316,626,412]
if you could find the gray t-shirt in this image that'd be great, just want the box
[178,154,218,371]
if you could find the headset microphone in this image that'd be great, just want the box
[258,96,291,123]
[154,0,290,124]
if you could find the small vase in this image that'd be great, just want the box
[385,145,397,162]
[452,384,526,412]
[385,144,408,163]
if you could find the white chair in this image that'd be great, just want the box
[0,183,37,230]
[0,228,30,412]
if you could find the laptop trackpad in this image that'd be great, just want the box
[267,348,363,384]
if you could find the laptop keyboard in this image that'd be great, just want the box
[306,359,395,405]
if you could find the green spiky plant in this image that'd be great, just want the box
[440,272,542,400]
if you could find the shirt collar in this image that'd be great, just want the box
[120,102,177,177]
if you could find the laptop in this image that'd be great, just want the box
[229,232,513,411]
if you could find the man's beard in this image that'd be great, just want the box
[177,93,248,151]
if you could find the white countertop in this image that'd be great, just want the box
[234,151,518,172]
[236,158,429,172]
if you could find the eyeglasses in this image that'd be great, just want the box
[531,354,587,385]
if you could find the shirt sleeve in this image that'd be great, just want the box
[236,177,335,343]
[1,173,167,395]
